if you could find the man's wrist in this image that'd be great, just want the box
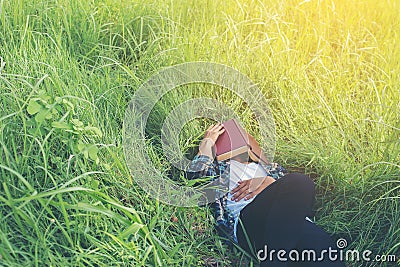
[201,138,215,145]
[198,138,216,158]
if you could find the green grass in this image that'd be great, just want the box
[0,0,399,266]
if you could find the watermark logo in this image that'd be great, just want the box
[257,238,398,264]
[123,62,276,207]
[336,238,347,249]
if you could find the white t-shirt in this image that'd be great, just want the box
[227,160,269,241]
[226,160,314,242]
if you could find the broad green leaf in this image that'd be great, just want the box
[45,110,53,120]
[28,126,44,136]
[90,179,100,189]
[84,126,103,137]
[51,121,72,130]
[77,142,86,152]
[38,90,51,102]
[35,109,48,122]
[27,99,42,115]
[102,163,111,170]
[88,145,99,161]
[51,107,59,116]
[72,119,84,127]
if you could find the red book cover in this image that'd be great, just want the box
[215,119,249,160]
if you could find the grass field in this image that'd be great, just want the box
[0,0,399,266]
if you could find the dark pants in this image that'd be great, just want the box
[237,173,345,267]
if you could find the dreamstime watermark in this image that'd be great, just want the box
[123,62,276,207]
[257,238,398,264]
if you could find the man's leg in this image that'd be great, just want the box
[237,173,315,266]
[288,220,346,267]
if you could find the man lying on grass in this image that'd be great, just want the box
[187,123,345,267]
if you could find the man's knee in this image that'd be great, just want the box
[281,173,315,193]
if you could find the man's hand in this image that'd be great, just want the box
[230,176,275,201]
[198,123,225,158]
[203,123,225,144]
